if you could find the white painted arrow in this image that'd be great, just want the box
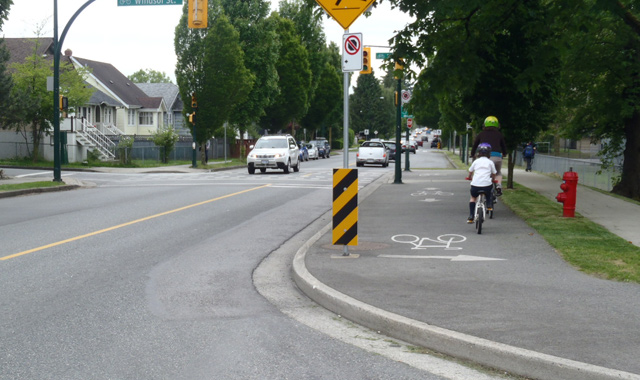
[378,254,506,261]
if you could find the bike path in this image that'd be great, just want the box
[296,169,640,380]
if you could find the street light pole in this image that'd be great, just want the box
[52,0,97,182]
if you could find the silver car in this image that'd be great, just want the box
[247,135,300,174]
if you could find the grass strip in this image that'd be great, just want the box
[0,181,65,192]
[501,183,640,283]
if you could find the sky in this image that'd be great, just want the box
[1,0,414,84]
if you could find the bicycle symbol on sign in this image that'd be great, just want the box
[391,234,466,250]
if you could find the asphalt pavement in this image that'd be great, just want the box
[3,157,640,380]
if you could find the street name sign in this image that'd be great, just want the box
[118,0,182,6]
[342,33,363,72]
[376,52,391,59]
[315,0,376,30]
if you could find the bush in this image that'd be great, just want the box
[117,136,134,165]
[151,125,179,163]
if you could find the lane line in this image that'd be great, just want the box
[1,184,270,261]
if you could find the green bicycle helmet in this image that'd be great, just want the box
[484,116,499,127]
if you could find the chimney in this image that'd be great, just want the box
[64,49,73,57]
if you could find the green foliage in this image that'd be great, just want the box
[151,125,180,163]
[117,136,134,165]
[199,13,255,141]
[128,69,173,84]
[260,15,312,132]
[219,0,279,131]
[350,73,393,137]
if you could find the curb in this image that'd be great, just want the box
[0,184,80,199]
[291,174,639,380]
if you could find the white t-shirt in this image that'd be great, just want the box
[469,157,497,187]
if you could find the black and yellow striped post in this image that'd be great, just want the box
[333,169,358,255]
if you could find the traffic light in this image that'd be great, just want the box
[188,0,208,29]
[191,93,198,109]
[189,112,196,125]
[360,47,372,75]
[59,95,68,111]
[394,58,405,79]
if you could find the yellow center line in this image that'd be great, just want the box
[1,184,271,261]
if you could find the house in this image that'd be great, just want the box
[65,50,168,136]
[136,82,188,135]
[1,38,177,162]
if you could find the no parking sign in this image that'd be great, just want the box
[342,33,363,72]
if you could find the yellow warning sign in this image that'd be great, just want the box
[332,168,358,246]
[315,0,376,30]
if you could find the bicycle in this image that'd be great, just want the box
[466,178,496,234]
[488,181,498,219]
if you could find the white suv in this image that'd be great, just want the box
[247,135,300,174]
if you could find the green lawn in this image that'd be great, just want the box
[0,181,65,192]
[501,183,640,283]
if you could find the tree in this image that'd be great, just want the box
[260,15,312,134]
[390,0,560,189]
[6,38,93,161]
[552,0,640,200]
[0,0,14,123]
[198,12,254,163]
[349,71,391,138]
[128,69,172,84]
[219,0,279,134]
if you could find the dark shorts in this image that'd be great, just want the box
[470,185,494,198]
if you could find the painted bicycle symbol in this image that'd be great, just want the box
[391,234,466,250]
[411,190,454,197]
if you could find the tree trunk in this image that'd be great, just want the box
[507,150,515,189]
[612,110,640,200]
[30,121,42,163]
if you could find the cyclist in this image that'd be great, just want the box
[467,143,497,224]
[471,116,507,195]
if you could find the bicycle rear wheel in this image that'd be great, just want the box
[475,195,484,234]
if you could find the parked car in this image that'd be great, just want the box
[309,140,327,158]
[356,141,389,167]
[298,142,309,161]
[322,140,331,157]
[431,137,440,148]
[307,143,319,159]
[247,135,300,174]
[383,141,398,161]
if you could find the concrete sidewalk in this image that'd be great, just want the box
[295,168,640,380]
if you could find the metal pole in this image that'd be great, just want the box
[394,77,402,183]
[53,0,61,181]
[404,120,410,171]
[52,0,97,182]
[343,71,349,169]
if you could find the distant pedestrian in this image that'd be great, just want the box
[522,141,537,172]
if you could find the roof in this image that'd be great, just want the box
[3,37,55,67]
[72,56,161,109]
[136,83,181,111]
[86,85,124,108]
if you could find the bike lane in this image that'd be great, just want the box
[301,169,640,379]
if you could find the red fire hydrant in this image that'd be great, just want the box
[556,169,578,217]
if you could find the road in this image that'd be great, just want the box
[1,148,498,379]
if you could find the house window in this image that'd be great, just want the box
[128,109,136,125]
[139,112,153,125]
[95,106,101,123]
